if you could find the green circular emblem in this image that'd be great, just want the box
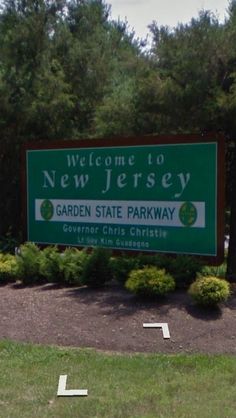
[40,199,54,221]
[179,202,197,227]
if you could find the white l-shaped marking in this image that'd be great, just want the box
[143,323,170,339]
[57,375,88,397]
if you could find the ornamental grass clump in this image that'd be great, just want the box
[39,246,62,283]
[59,247,89,285]
[125,266,175,297]
[188,276,231,307]
[109,255,140,284]
[16,242,42,284]
[167,255,203,288]
[81,247,112,288]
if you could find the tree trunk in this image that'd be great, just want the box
[226,141,236,281]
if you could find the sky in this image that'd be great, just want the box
[108,0,231,41]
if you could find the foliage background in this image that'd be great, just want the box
[1,0,236,276]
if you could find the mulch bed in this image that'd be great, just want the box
[0,281,236,354]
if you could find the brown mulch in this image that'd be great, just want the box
[0,281,236,354]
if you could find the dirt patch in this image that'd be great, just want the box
[0,282,236,354]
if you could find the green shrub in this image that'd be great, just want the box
[16,244,89,286]
[188,276,231,307]
[136,254,172,269]
[109,254,174,284]
[108,254,202,288]
[82,247,112,288]
[16,242,42,284]
[0,253,18,282]
[167,255,203,288]
[109,255,140,284]
[125,266,175,297]
[59,247,89,285]
[39,246,62,283]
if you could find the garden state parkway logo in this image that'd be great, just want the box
[178,202,197,227]
[40,199,54,221]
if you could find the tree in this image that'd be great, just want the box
[0,0,73,235]
[147,7,236,278]
[0,0,143,235]
[62,1,142,136]
[219,0,236,279]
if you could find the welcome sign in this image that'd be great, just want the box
[22,135,224,260]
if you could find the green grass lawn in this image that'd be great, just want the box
[0,340,235,418]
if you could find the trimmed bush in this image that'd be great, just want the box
[125,266,175,297]
[82,247,112,288]
[188,276,231,307]
[16,242,42,284]
[108,254,202,288]
[0,253,17,282]
[59,247,89,285]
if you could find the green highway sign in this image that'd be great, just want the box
[23,135,225,261]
